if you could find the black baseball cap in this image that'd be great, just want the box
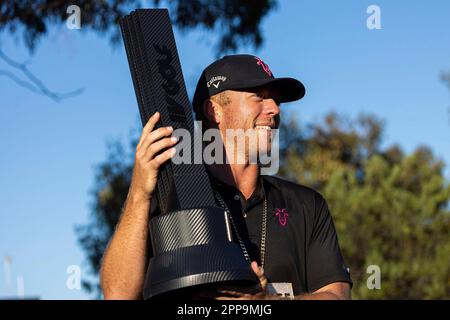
[192,54,305,115]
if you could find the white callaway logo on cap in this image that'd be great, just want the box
[207,75,227,89]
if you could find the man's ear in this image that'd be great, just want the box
[202,99,221,124]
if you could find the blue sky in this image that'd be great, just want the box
[0,1,449,299]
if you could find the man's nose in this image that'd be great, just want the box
[263,98,280,117]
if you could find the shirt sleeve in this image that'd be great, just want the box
[306,193,352,292]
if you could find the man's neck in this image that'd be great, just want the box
[208,163,260,200]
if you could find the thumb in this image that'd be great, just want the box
[251,261,268,289]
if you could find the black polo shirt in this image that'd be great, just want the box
[209,174,352,295]
[149,174,352,296]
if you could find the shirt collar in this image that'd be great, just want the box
[209,173,266,211]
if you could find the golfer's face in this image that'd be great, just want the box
[220,87,280,161]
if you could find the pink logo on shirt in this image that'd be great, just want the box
[255,57,273,77]
[275,208,289,226]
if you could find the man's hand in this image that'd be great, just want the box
[101,112,177,300]
[201,261,269,300]
[192,261,351,300]
[130,111,177,201]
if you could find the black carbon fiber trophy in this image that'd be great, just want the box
[120,9,258,299]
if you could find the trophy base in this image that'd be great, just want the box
[143,242,258,299]
[143,206,259,299]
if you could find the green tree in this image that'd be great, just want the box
[0,0,276,54]
[76,137,136,294]
[282,112,450,299]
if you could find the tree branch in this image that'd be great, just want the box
[0,48,83,102]
[440,71,450,125]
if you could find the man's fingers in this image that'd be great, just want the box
[214,290,247,300]
[217,290,244,296]
[251,261,268,289]
[217,284,261,295]
[150,147,176,169]
[215,292,261,301]
[251,261,264,278]
[139,126,174,153]
[144,136,178,162]
[137,112,160,147]
[215,296,246,301]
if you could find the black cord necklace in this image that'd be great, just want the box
[214,190,268,269]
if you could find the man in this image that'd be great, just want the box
[100,54,352,300]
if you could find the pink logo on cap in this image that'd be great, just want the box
[255,57,273,77]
